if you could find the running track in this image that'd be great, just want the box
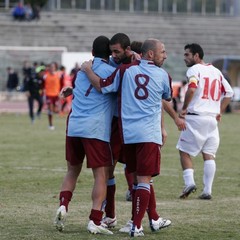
[0,101,28,113]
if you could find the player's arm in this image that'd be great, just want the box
[221,77,234,114]
[162,72,186,130]
[221,97,232,113]
[81,60,101,92]
[163,100,186,131]
[161,105,167,146]
[216,97,232,122]
[217,78,234,121]
[179,87,196,118]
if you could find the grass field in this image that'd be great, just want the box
[0,112,239,240]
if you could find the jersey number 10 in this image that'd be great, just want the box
[202,77,221,101]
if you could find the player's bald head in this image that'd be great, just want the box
[141,38,163,56]
[141,38,167,67]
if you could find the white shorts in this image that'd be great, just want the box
[176,115,219,157]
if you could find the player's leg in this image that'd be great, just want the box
[103,163,117,227]
[119,172,137,233]
[27,95,34,123]
[46,97,54,129]
[53,96,60,113]
[91,166,109,211]
[54,136,85,231]
[83,139,113,235]
[179,150,197,198]
[124,164,134,201]
[130,175,151,237]
[55,162,82,231]
[147,180,171,231]
[199,154,216,200]
[88,166,113,235]
[36,94,43,118]
[130,143,160,237]
[199,122,219,199]
[177,117,203,198]
[59,162,82,209]
[103,117,119,227]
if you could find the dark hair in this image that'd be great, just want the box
[130,41,142,54]
[92,35,111,59]
[110,33,130,50]
[184,43,204,59]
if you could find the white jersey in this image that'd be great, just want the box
[186,63,233,116]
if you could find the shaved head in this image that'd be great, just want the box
[141,38,167,67]
[141,38,162,55]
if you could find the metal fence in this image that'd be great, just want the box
[1,0,239,16]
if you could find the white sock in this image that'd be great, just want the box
[203,160,216,195]
[183,169,195,187]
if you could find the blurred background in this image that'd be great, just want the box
[0,0,240,110]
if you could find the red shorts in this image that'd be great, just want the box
[66,136,113,168]
[46,96,59,105]
[123,142,161,177]
[110,116,123,162]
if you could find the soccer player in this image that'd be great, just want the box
[60,33,136,227]
[177,43,233,200]
[43,62,61,130]
[102,33,137,227]
[54,35,115,235]
[81,38,173,237]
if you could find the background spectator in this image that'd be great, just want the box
[32,4,41,20]
[12,2,25,21]
[6,67,19,92]
[24,3,33,21]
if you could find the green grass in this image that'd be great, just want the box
[0,112,239,240]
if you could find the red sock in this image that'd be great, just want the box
[147,184,159,221]
[133,183,150,228]
[131,185,137,221]
[59,191,72,212]
[105,179,116,218]
[89,209,103,225]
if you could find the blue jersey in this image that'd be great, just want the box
[100,59,172,145]
[67,58,115,142]
[109,56,120,68]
